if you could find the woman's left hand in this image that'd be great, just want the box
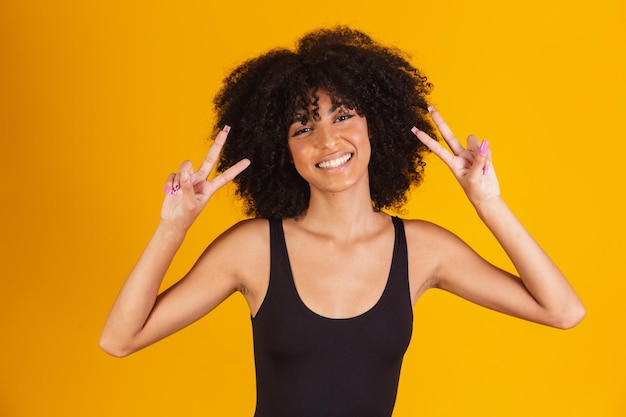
[411,106,501,207]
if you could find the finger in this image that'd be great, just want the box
[163,173,175,195]
[428,106,465,155]
[208,158,251,191]
[178,171,197,207]
[478,139,491,176]
[466,134,481,153]
[411,126,455,168]
[468,138,489,177]
[195,125,231,181]
[172,160,194,195]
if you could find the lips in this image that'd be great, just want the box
[316,153,353,169]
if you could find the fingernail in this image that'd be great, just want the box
[164,185,171,195]
[411,126,419,135]
[172,184,180,194]
[427,106,434,113]
[482,163,489,176]
[223,125,231,133]
[480,140,489,155]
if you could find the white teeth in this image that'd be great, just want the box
[317,154,352,169]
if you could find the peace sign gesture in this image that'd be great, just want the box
[161,126,250,231]
[412,107,501,206]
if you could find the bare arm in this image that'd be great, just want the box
[411,108,585,328]
[99,126,250,357]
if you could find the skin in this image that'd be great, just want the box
[100,91,585,358]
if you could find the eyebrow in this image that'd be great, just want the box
[290,113,308,125]
[326,103,340,115]
[290,101,349,125]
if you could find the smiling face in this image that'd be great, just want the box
[287,89,371,197]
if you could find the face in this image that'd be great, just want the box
[287,90,371,196]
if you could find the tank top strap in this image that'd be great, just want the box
[390,216,408,275]
[387,216,411,307]
[265,217,296,298]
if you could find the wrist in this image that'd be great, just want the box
[474,195,508,221]
[155,219,189,241]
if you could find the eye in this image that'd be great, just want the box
[290,114,311,137]
[334,104,356,123]
[335,114,354,123]
[292,126,312,137]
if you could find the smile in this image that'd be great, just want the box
[316,153,353,169]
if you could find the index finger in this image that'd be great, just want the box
[195,125,231,181]
[208,158,251,191]
[428,106,465,156]
[411,126,455,167]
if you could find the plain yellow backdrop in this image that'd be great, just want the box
[1,0,624,416]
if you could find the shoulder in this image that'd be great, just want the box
[198,218,271,271]
[197,218,271,297]
[219,218,273,308]
[211,217,270,247]
[207,218,271,267]
[401,218,457,244]
[400,218,474,296]
[401,217,472,259]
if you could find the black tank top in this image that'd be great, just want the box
[252,216,413,417]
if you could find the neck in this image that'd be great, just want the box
[294,184,388,240]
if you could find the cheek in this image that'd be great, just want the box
[359,134,372,160]
[288,140,310,158]
[287,142,309,174]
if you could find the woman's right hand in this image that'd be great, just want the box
[161,125,250,231]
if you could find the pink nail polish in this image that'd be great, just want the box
[482,164,489,176]
[427,106,434,113]
[164,185,171,195]
[411,126,419,135]
[223,125,231,133]
[480,140,489,155]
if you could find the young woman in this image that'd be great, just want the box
[100,27,585,417]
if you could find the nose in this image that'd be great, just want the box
[315,124,339,149]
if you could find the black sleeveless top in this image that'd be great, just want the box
[252,217,413,417]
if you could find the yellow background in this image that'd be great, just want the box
[1,0,624,415]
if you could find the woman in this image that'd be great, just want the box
[100,27,584,416]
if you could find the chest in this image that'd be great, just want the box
[284,230,395,319]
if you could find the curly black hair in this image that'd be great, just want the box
[214,26,436,218]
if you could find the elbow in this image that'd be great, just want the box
[552,302,586,330]
[99,333,135,358]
